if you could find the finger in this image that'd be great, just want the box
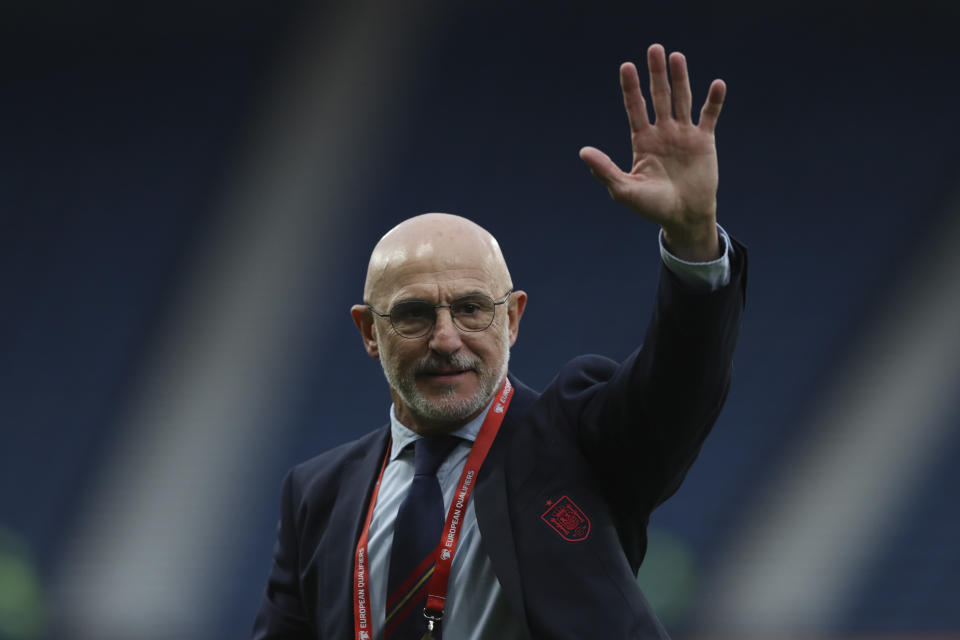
[646,43,672,123]
[619,62,649,133]
[579,146,626,190]
[698,78,727,132]
[669,51,692,124]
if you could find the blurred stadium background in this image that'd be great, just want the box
[2,1,959,638]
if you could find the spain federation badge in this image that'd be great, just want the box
[540,495,591,542]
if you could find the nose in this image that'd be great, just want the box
[427,307,463,355]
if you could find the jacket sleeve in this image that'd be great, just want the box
[575,239,748,513]
[252,469,314,639]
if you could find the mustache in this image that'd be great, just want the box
[413,352,481,375]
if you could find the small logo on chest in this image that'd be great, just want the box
[540,495,591,542]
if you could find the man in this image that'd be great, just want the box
[253,44,746,639]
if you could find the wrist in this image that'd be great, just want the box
[661,222,720,261]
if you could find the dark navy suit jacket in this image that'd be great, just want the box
[253,242,747,639]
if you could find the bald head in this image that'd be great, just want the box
[363,213,512,306]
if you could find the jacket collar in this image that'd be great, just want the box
[472,373,538,630]
[318,425,391,638]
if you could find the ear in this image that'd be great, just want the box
[505,290,527,347]
[350,304,380,358]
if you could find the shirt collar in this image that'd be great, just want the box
[388,397,494,461]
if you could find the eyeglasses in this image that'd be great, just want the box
[366,290,512,339]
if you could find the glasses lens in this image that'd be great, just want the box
[389,301,434,337]
[451,295,496,331]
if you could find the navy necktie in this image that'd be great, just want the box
[384,435,461,639]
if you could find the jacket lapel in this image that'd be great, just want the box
[474,376,538,631]
[318,426,391,639]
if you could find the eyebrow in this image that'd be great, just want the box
[390,290,491,306]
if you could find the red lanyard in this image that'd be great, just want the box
[352,378,514,640]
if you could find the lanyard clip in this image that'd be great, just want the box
[422,609,443,640]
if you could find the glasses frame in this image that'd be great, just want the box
[366,290,513,339]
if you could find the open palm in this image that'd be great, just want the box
[580,44,726,261]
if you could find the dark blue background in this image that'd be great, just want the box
[2,2,958,637]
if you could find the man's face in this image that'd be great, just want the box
[351,213,527,435]
[373,275,514,433]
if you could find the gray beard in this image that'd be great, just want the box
[379,330,510,426]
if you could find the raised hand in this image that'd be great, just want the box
[580,44,726,261]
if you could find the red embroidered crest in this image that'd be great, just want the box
[540,495,591,541]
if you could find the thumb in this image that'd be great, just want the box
[578,146,625,191]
